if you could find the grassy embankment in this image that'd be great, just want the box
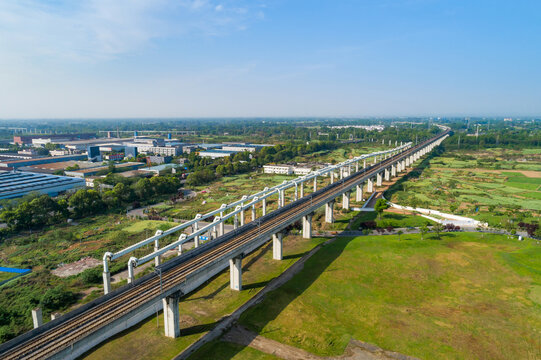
[192,232,541,360]
[81,235,325,360]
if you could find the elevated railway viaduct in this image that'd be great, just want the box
[0,129,450,360]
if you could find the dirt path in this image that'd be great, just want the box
[223,324,420,360]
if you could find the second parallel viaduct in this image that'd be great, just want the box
[0,128,450,360]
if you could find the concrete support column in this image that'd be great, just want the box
[294,183,298,201]
[330,171,334,184]
[278,189,285,208]
[376,172,382,187]
[340,167,343,179]
[272,233,283,260]
[401,159,406,170]
[219,212,225,235]
[193,222,200,247]
[384,168,390,181]
[367,178,374,193]
[391,164,396,177]
[342,190,350,210]
[355,162,359,172]
[262,198,267,216]
[373,156,377,164]
[325,200,335,223]
[229,257,242,291]
[32,308,42,329]
[234,214,238,229]
[405,157,410,167]
[240,205,245,226]
[300,182,304,198]
[103,271,111,295]
[252,205,256,221]
[363,159,366,168]
[154,239,161,267]
[163,292,181,338]
[356,183,363,202]
[313,177,317,192]
[302,214,313,239]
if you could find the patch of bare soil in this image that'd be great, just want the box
[51,257,101,277]
[431,168,541,178]
[223,325,420,360]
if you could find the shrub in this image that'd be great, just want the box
[81,267,102,285]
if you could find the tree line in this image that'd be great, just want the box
[0,175,180,234]
[185,140,338,186]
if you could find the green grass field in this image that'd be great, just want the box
[233,233,541,360]
[81,235,326,360]
[350,211,435,230]
[0,271,15,283]
[386,148,541,230]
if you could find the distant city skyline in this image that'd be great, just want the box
[1,0,540,119]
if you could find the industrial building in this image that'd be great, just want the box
[13,133,96,145]
[0,171,85,199]
[0,154,88,170]
[64,162,145,178]
[198,149,238,159]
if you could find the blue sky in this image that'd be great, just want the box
[0,0,540,118]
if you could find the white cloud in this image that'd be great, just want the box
[0,0,265,63]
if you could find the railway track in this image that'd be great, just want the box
[0,130,448,360]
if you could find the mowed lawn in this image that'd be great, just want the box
[237,233,541,360]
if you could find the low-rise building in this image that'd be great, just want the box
[0,154,88,170]
[0,171,85,199]
[198,149,238,159]
[263,165,293,175]
[65,162,145,178]
[148,155,172,164]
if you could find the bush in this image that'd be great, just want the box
[81,267,102,285]
[40,285,77,311]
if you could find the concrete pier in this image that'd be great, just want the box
[154,240,161,266]
[262,198,267,216]
[391,164,396,177]
[229,257,242,291]
[163,292,181,338]
[367,178,373,193]
[325,200,335,223]
[252,205,256,221]
[376,172,382,187]
[342,190,350,210]
[193,222,200,247]
[272,233,283,260]
[300,182,304,198]
[103,271,111,295]
[302,214,312,239]
[240,207,245,226]
[32,308,42,329]
[356,183,363,202]
[384,168,390,181]
[313,176,317,192]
